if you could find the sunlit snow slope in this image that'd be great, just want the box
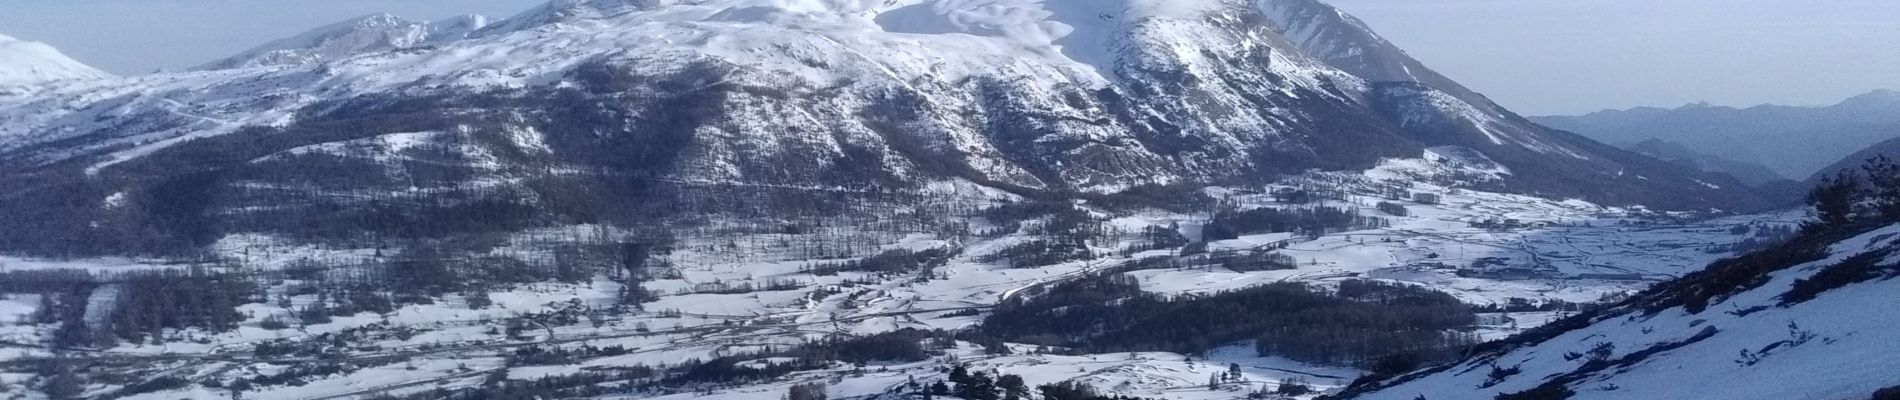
[1337,224,1900,400]
[0,33,111,86]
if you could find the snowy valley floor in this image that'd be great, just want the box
[0,178,1806,399]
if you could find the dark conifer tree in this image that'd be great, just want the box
[1808,171,1860,230]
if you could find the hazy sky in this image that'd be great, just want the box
[1327,0,1900,114]
[0,0,545,70]
[1,0,1896,115]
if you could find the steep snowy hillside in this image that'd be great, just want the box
[1334,222,1900,400]
[0,34,111,86]
[194,13,491,70]
[1262,0,1479,104]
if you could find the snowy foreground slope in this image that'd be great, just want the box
[1335,224,1900,400]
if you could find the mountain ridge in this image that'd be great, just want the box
[1807,135,1900,184]
[193,12,491,71]
[1534,90,1900,178]
[1624,138,1786,187]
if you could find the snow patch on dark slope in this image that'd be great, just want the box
[1333,223,1900,400]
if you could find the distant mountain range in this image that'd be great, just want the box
[1623,138,1785,187]
[1533,90,1900,180]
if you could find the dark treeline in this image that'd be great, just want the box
[1037,380,1159,400]
[981,275,1476,370]
[0,269,95,294]
[1078,182,1216,213]
[106,269,258,345]
[15,267,258,348]
[982,239,1095,269]
[1376,201,1408,217]
[1256,280,1479,370]
[803,247,955,276]
[1204,250,1299,272]
[279,238,670,319]
[1202,205,1387,241]
[1705,223,1796,254]
[379,328,959,400]
[1125,225,1191,254]
[1471,297,1595,313]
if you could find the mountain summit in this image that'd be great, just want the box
[0,33,112,86]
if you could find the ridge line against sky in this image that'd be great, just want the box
[0,0,1896,115]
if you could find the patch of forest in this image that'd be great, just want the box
[980,275,1477,372]
[1201,205,1388,241]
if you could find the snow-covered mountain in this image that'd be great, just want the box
[1262,0,1484,107]
[1333,222,1900,400]
[0,33,111,86]
[193,13,490,70]
[0,0,1773,258]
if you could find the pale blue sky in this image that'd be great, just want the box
[0,0,545,71]
[1,0,1895,115]
[1328,0,1900,114]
